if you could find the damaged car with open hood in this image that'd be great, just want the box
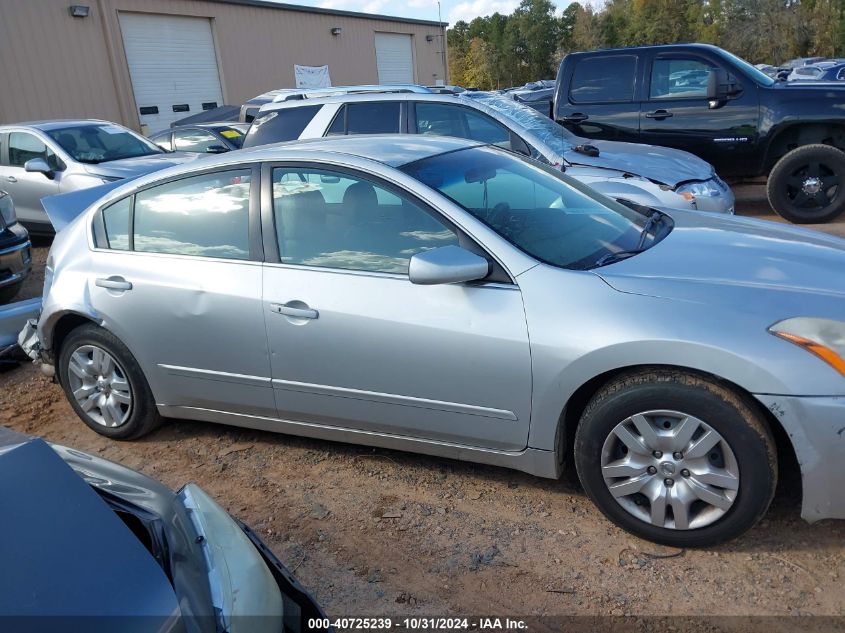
[19,135,844,547]
[0,427,327,632]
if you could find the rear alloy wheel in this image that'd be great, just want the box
[58,324,161,440]
[574,370,777,547]
[767,144,845,223]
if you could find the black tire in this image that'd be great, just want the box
[58,324,161,440]
[767,144,845,223]
[0,282,23,304]
[573,369,777,547]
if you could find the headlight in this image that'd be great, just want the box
[770,317,845,377]
[676,179,722,201]
[0,194,17,225]
[180,484,284,632]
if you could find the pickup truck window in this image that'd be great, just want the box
[650,58,713,100]
[570,55,637,104]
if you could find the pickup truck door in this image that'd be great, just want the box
[638,51,759,177]
[557,53,642,142]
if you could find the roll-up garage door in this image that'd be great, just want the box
[119,13,224,132]
[374,33,414,84]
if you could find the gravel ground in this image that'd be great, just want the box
[1,188,844,627]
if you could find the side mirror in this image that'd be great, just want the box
[706,68,742,102]
[409,245,489,285]
[205,145,229,154]
[25,158,55,179]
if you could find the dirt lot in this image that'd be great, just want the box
[2,188,844,627]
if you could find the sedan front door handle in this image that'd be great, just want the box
[270,302,319,320]
[95,276,133,291]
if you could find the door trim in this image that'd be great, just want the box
[271,377,518,421]
[159,364,271,387]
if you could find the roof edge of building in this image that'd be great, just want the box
[205,0,448,27]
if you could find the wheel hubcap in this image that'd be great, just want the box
[67,345,132,428]
[786,162,839,209]
[600,410,739,530]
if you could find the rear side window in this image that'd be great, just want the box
[242,106,321,148]
[133,169,252,260]
[102,198,131,250]
[414,102,511,147]
[327,102,401,135]
[570,55,637,103]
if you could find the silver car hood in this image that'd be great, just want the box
[565,140,714,187]
[83,152,198,179]
[596,211,845,317]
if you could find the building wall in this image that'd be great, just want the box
[0,0,447,129]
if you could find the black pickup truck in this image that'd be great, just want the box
[553,43,845,223]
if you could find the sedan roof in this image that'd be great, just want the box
[234,134,485,168]
[3,119,119,131]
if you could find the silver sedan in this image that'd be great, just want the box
[28,136,845,546]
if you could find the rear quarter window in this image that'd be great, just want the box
[242,105,322,148]
[570,55,638,103]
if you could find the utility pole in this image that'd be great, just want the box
[438,1,448,84]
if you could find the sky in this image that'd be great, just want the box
[271,0,597,26]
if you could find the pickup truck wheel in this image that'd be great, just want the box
[574,370,777,547]
[768,144,845,223]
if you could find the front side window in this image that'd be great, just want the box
[45,124,163,164]
[570,55,637,103]
[414,102,511,148]
[174,129,220,153]
[8,132,61,169]
[133,169,251,260]
[272,167,458,274]
[401,146,649,270]
[650,58,714,99]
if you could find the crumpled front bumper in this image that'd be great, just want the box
[755,394,845,522]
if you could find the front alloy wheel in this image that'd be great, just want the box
[601,410,739,530]
[574,370,777,547]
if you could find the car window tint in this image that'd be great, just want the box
[8,132,60,169]
[242,106,321,148]
[650,58,714,99]
[174,129,220,153]
[134,169,251,260]
[102,197,131,250]
[415,103,511,148]
[570,55,637,103]
[345,102,400,134]
[326,106,346,135]
[272,167,458,274]
[150,133,172,151]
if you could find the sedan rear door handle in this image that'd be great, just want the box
[95,276,133,291]
[644,109,673,119]
[562,112,589,123]
[270,303,319,320]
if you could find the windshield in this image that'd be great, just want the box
[715,49,776,86]
[46,124,164,164]
[474,96,576,155]
[401,146,654,270]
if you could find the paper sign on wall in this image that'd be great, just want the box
[294,65,332,89]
